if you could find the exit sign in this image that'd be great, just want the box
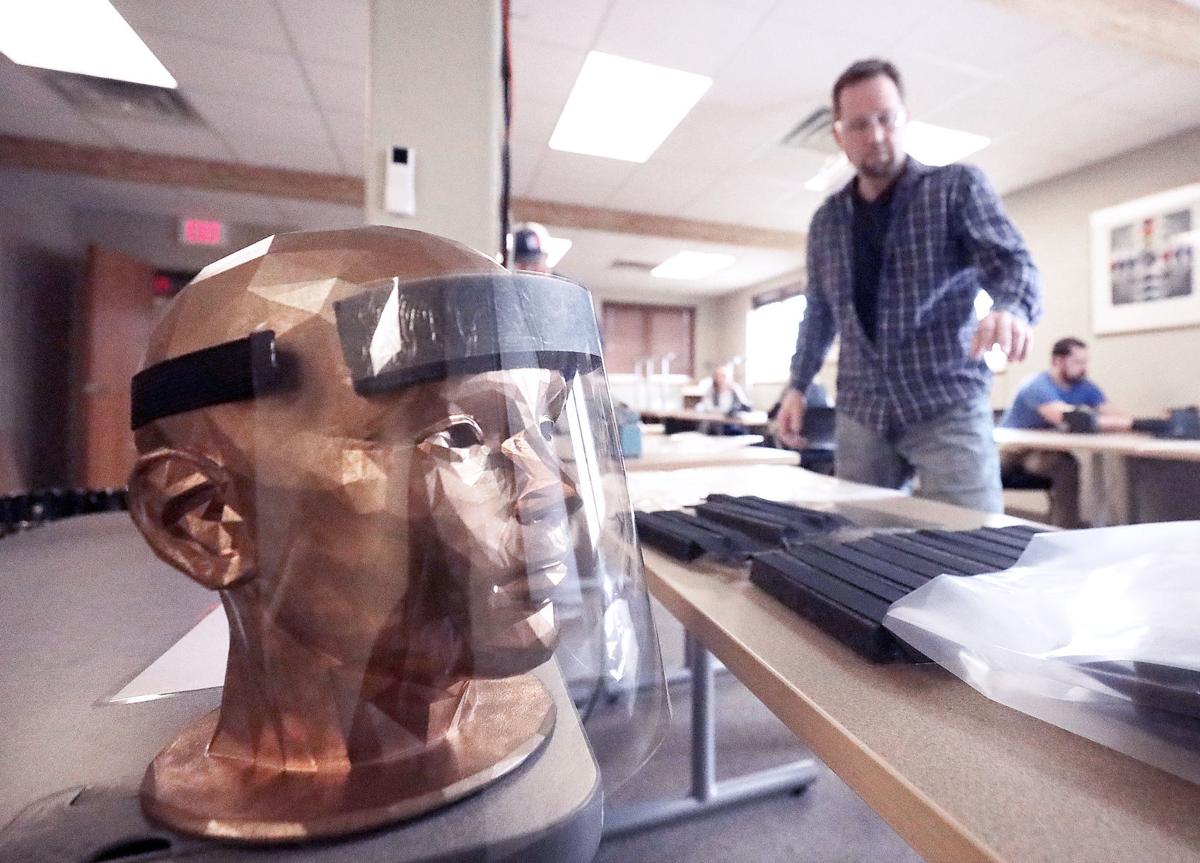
[179,218,225,246]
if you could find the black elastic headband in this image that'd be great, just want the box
[130,272,605,428]
[130,331,291,430]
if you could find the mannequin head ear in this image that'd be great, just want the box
[128,448,256,591]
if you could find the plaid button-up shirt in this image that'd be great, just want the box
[789,158,1041,432]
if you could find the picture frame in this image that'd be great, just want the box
[1089,183,1200,335]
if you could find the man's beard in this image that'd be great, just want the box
[858,150,905,182]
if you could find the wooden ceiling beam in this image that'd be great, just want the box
[0,135,805,250]
[512,198,805,251]
[982,0,1200,69]
[0,135,364,204]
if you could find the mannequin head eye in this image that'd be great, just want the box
[420,415,484,451]
[446,420,483,449]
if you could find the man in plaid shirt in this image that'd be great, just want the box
[778,59,1041,511]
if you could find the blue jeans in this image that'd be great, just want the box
[835,398,1003,513]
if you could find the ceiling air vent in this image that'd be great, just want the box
[779,106,838,156]
[609,260,657,274]
[37,70,203,124]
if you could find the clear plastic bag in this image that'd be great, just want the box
[883,521,1200,784]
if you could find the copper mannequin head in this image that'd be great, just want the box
[128,227,583,841]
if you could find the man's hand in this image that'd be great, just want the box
[776,388,808,449]
[972,310,1031,362]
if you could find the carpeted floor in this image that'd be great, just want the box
[591,604,925,863]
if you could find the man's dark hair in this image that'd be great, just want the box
[832,58,904,116]
[1051,337,1087,358]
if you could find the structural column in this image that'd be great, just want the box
[365,0,503,256]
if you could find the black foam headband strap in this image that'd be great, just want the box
[130,330,290,430]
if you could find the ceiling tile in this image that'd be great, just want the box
[769,0,953,43]
[891,51,997,117]
[138,31,312,103]
[305,60,367,115]
[509,136,545,197]
[0,58,71,109]
[705,22,893,111]
[594,0,769,76]
[928,81,1061,142]
[511,96,562,146]
[746,145,834,185]
[89,116,236,160]
[932,32,1166,156]
[1096,61,1200,124]
[511,39,588,111]
[527,149,637,206]
[1029,101,1182,170]
[187,91,328,145]
[606,160,722,215]
[276,0,369,67]
[114,0,291,52]
[648,101,800,171]
[511,0,612,51]
[682,171,807,227]
[552,227,804,297]
[0,61,115,144]
[0,102,113,147]
[227,135,342,173]
[325,111,366,175]
[974,141,1082,194]
[898,0,1062,76]
[998,33,1158,104]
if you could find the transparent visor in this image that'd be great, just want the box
[235,271,668,807]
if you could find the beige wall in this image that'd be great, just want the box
[999,126,1200,415]
[365,0,502,256]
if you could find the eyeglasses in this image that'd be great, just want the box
[834,107,906,138]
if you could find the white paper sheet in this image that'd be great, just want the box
[108,605,229,703]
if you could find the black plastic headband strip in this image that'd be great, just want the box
[130,330,289,429]
[351,350,597,396]
[333,272,603,393]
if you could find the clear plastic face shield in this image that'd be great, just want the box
[127,236,668,845]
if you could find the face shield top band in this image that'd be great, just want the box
[130,330,293,430]
[130,272,603,430]
[332,272,603,395]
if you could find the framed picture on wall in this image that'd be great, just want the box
[1090,183,1200,335]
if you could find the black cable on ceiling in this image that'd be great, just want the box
[500,0,513,267]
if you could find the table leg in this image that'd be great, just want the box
[1086,452,1110,527]
[602,631,819,838]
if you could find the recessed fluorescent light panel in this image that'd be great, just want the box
[543,236,573,268]
[804,153,853,193]
[904,121,989,166]
[550,51,711,163]
[651,251,735,281]
[0,0,176,88]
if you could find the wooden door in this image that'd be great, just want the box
[78,246,155,488]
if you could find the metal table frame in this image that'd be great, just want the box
[603,631,819,837]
